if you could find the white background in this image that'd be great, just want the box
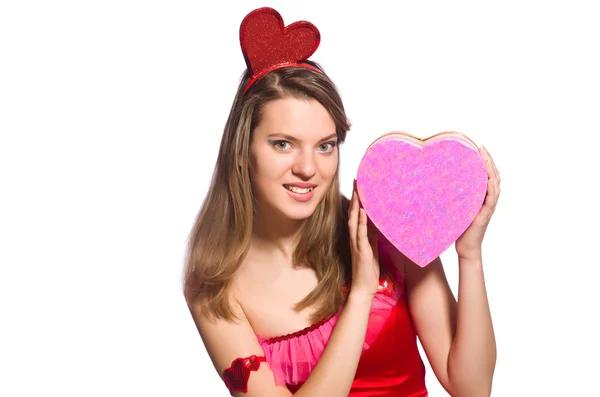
[1,1,599,396]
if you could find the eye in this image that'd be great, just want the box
[319,141,337,153]
[271,140,291,151]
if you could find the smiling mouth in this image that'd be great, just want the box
[283,185,315,194]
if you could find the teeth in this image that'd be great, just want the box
[285,185,313,194]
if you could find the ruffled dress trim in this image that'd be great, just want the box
[259,312,338,346]
[257,267,404,387]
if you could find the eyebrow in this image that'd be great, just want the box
[267,133,338,142]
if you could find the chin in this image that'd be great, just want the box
[282,206,318,221]
[274,197,322,222]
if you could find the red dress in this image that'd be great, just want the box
[257,239,428,396]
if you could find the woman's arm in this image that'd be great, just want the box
[297,291,374,395]
[447,256,496,395]
[405,256,496,397]
[189,288,374,397]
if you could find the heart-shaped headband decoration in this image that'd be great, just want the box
[239,7,322,92]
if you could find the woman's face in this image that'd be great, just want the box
[249,97,338,222]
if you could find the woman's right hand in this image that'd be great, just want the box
[347,180,380,301]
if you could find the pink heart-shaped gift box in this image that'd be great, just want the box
[356,132,488,267]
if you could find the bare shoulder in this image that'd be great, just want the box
[187,286,290,396]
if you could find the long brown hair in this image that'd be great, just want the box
[183,63,352,322]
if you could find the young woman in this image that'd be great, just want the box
[184,7,499,397]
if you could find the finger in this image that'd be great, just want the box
[494,175,500,198]
[484,175,498,209]
[489,154,500,183]
[495,165,501,185]
[357,208,370,253]
[352,183,361,216]
[486,166,494,189]
[483,155,494,181]
[348,187,359,248]
[487,160,500,200]
[482,145,500,182]
[354,179,364,208]
[367,218,380,261]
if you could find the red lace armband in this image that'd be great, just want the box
[222,355,266,395]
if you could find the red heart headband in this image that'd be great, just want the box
[239,7,322,92]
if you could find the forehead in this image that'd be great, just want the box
[255,97,336,141]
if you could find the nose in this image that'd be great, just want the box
[291,150,317,179]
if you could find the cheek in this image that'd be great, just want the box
[251,151,291,182]
[319,155,339,179]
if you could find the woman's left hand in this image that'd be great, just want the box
[455,145,501,262]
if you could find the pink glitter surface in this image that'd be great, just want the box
[356,133,488,267]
